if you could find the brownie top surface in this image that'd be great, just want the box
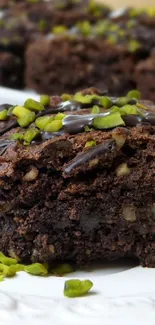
[0,87,155,160]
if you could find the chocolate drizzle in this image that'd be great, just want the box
[0,139,14,155]
[1,97,155,142]
[64,139,116,175]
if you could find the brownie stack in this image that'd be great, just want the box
[0,87,155,267]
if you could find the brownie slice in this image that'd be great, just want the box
[0,87,155,267]
[0,0,110,89]
[135,52,155,102]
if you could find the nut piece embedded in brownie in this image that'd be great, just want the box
[0,87,155,267]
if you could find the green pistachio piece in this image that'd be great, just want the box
[11,264,25,272]
[35,116,54,130]
[110,106,120,114]
[85,140,96,148]
[100,96,113,109]
[23,128,40,143]
[0,264,17,277]
[119,105,142,116]
[91,106,100,114]
[17,114,36,128]
[64,279,93,298]
[40,95,50,106]
[73,93,98,104]
[85,126,93,132]
[13,106,36,127]
[0,252,17,266]
[44,120,63,132]
[0,109,8,120]
[24,263,48,276]
[0,275,4,282]
[24,99,44,112]
[7,106,15,116]
[128,40,141,52]
[61,94,72,101]
[54,113,66,120]
[127,90,141,100]
[11,133,24,141]
[115,97,130,107]
[76,21,91,36]
[51,264,74,276]
[52,25,67,34]
[93,112,125,129]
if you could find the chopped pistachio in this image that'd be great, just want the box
[110,106,120,114]
[112,132,126,148]
[7,106,14,116]
[35,116,54,130]
[0,252,17,266]
[51,264,74,276]
[44,120,63,132]
[11,133,24,141]
[40,95,50,106]
[23,128,40,143]
[0,109,8,120]
[64,279,93,298]
[0,275,4,282]
[127,90,141,100]
[116,97,130,107]
[91,105,100,114]
[85,140,96,148]
[52,25,67,34]
[61,94,72,101]
[119,105,142,116]
[128,40,141,52]
[12,106,35,127]
[24,99,44,112]
[0,264,17,277]
[93,112,125,129]
[24,263,48,276]
[100,96,113,109]
[54,113,66,120]
[73,93,98,104]
[76,21,91,36]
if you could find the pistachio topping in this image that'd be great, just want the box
[40,95,50,106]
[100,96,113,109]
[91,105,100,114]
[93,112,125,129]
[12,106,36,127]
[119,105,142,116]
[85,140,96,148]
[24,99,44,112]
[44,120,63,132]
[35,116,54,130]
[73,93,99,104]
[0,252,17,266]
[24,263,48,276]
[23,128,40,143]
[0,109,8,120]
[64,279,93,298]
[127,90,141,100]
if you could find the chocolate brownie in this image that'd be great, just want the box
[0,0,110,89]
[0,87,155,267]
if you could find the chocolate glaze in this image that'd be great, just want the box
[0,139,14,155]
[64,139,116,175]
[1,99,155,140]
[0,104,11,112]
[0,118,18,136]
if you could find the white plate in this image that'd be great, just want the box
[0,87,155,325]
